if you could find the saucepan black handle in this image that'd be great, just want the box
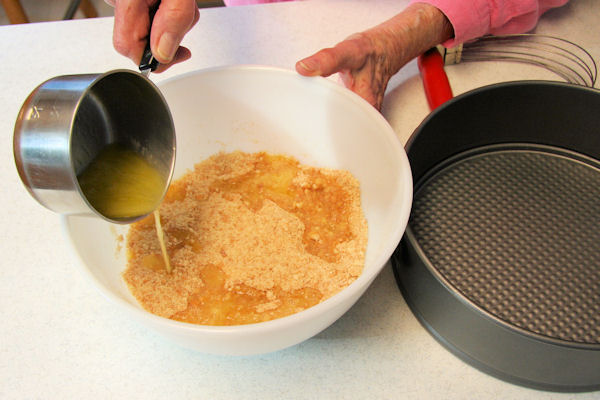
[139,0,161,73]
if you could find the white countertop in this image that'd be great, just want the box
[1,0,598,398]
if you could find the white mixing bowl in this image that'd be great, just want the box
[62,65,412,355]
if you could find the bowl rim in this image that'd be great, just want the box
[61,64,413,337]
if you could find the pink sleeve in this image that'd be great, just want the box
[224,0,293,5]
[409,0,569,46]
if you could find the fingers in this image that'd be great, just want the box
[297,3,454,110]
[154,46,192,72]
[112,0,199,70]
[150,0,200,64]
[338,68,387,110]
[295,34,369,77]
[296,34,385,109]
[113,0,152,64]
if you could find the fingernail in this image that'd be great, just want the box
[157,32,177,62]
[298,60,319,74]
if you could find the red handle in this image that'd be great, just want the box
[417,48,453,111]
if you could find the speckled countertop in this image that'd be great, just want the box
[1,0,598,398]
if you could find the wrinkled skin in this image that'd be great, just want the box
[295,3,454,110]
[109,1,452,109]
[296,32,396,110]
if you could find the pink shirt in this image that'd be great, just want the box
[410,0,569,46]
[224,0,569,45]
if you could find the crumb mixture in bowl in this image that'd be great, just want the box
[123,151,368,325]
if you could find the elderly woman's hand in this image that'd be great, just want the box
[108,0,199,72]
[295,3,453,110]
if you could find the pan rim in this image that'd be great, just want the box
[405,79,600,155]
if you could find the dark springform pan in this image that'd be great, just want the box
[392,49,600,392]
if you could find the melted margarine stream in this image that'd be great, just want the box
[153,210,172,272]
[78,143,172,272]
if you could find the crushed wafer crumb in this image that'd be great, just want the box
[115,234,124,254]
[123,151,368,325]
